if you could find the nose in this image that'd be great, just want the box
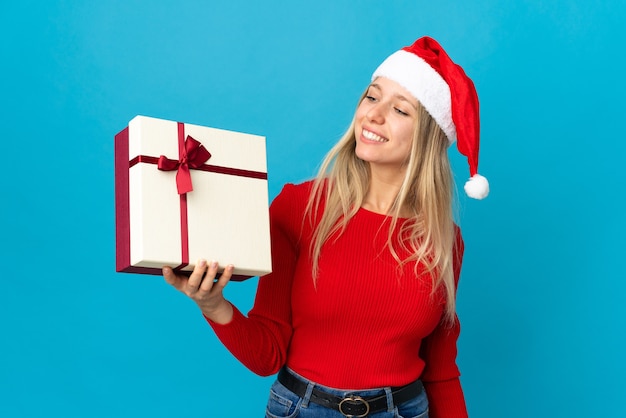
[366,103,385,124]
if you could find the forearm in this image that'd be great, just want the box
[205,305,291,376]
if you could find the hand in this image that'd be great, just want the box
[163,259,234,324]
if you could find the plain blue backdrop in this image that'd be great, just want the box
[1,1,624,417]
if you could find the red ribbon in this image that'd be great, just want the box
[157,134,212,195]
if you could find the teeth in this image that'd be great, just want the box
[363,129,387,142]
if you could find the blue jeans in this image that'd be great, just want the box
[265,368,429,418]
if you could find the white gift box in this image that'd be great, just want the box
[115,115,272,280]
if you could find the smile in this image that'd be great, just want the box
[362,129,388,143]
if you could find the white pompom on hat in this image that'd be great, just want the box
[372,36,489,199]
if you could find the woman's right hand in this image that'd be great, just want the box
[162,259,234,324]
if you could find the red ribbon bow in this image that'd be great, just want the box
[157,135,212,194]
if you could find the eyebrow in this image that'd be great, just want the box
[369,83,418,109]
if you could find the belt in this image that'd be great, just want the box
[277,368,424,417]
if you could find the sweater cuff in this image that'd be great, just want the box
[203,305,252,348]
[423,378,468,418]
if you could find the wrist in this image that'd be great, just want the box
[202,300,234,325]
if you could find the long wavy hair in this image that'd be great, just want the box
[305,86,459,323]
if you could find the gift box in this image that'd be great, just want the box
[115,115,271,280]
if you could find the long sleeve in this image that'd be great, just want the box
[418,228,468,418]
[205,184,303,376]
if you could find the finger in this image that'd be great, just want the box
[163,266,185,290]
[211,264,234,294]
[186,259,208,293]
[199,261,220,292]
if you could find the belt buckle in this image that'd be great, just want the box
[338,395,370,417]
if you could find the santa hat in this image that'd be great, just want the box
[372,36,489,199]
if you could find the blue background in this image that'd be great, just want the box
[1,1,624,416]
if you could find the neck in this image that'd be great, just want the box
[362,166,407,215]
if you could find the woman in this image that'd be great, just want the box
[163,36,488,418]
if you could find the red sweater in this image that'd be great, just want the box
[208,181,468,418]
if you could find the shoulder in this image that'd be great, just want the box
[269,180,318,225]
[268,180,317,244]
[271,180,315,210]
[276,179,316,198]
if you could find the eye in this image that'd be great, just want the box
[394,107,409,116]
[365,95,378,102]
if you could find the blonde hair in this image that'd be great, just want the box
[306,88,459,323]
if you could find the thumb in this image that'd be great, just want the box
[163,266,185,290]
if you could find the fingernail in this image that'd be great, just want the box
[211,261,218,268]
[227,264,234,271]
[198,259,206,267]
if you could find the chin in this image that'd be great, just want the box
[354,147,371,162]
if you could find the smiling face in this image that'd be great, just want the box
[354,77,419,171]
